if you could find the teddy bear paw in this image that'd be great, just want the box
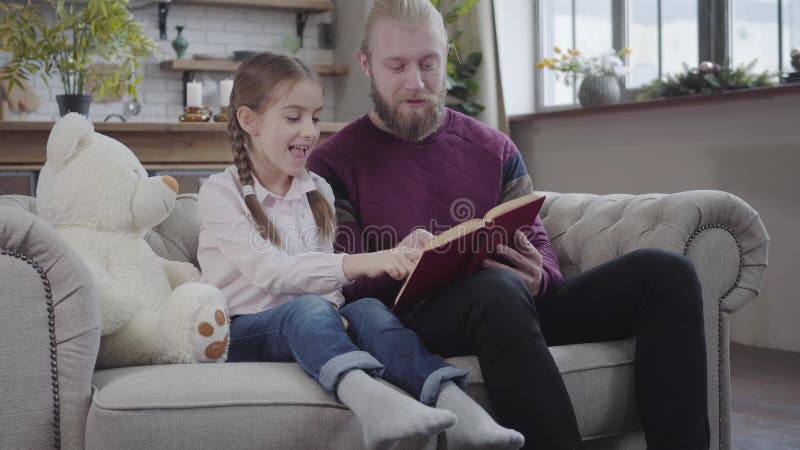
[190,307,230,363]
[197,309,230,360]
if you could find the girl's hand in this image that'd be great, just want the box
[343,247,422,281]
[399,229,435,249]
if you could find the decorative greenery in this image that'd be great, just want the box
[637,60,776,100]
[536,47,631,85]
[0,0,157,100]
[431,0,484,117]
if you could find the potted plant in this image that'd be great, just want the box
[431,0,485,117]
[636,60,775,100]
[537,47,631,107]
[0,0,157,116]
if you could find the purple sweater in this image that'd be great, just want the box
[308,109,563,305]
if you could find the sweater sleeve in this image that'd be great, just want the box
[500,143,563,297]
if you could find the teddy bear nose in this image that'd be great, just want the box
[161,175,179,193]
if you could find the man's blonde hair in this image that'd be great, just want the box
[360,0,449,57]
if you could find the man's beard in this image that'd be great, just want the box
[371,79,446,142]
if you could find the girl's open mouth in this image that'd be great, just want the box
[289,145,308,159]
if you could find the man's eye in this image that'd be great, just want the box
[312,117,320,123]
[287,117,300,122]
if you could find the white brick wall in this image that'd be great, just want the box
[1,5,336,123]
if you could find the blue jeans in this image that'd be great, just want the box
[228,296,467,404]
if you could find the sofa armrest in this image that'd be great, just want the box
[539,190,768,313]
[0,205,101,450]
[145,194,201,266]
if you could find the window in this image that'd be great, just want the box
[537,0,614,106]
[731,0,781,73]
[498,0,799,115]
[628,0,699,87]
[535,0,698,108]
[731,0,800,75]
[784,0,800,71]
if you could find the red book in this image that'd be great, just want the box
[392,194,546,315]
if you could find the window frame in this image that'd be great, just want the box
[533,0,736,112]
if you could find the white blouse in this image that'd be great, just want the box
[198,165,349,316]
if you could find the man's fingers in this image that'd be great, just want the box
[483,258,531,284]
[497,243,535,273]
[515,230,542,262]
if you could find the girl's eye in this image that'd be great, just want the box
[312,117,320,124]
[287,117,300,122]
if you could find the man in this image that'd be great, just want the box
[308,1,709,449]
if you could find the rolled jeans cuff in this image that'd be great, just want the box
[419,366,469,405]
[319,350,385,399]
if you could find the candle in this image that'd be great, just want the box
[186,81,202,107]
[220,79,233,107]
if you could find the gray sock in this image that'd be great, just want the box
[337,369,457,450]
[435,381,525,450]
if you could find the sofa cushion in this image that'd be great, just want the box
[86,362,371,449]
[86,340,638,448]
[445,339,640,441]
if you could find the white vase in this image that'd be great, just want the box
[578,75,621,107]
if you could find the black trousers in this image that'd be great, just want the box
[403,248,710,450]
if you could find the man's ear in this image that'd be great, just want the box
[46,112,93,169]
[357,49,371,79]
[236,106,260,137]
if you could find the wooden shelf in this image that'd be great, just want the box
[172,0,333,12]
[160,59,349,76]
[0,121,346,168]
[0,121,345,134]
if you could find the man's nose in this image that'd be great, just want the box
[403,68,425,91]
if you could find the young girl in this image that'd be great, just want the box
[198,52,523,450]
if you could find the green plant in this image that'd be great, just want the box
[431,0,484,117]
[0,0,157,100]
[637,60,776,100]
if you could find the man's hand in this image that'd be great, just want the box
[483,230,544,296]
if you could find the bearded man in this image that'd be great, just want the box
[308,1,709,449]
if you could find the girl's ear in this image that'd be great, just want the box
[237,106,261,137]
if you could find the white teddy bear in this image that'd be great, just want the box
[36,113,230,369]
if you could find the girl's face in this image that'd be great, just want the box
[245,78,323,184]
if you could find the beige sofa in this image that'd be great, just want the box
[0,189,768,449]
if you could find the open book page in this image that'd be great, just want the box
[485,193,543,221]
[423,218,485,250]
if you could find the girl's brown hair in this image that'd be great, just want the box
[228,52,334,248]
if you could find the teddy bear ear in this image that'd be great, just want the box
[46,113,95,169]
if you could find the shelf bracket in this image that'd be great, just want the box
[158,1,170,40]
[296,11,309,47]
